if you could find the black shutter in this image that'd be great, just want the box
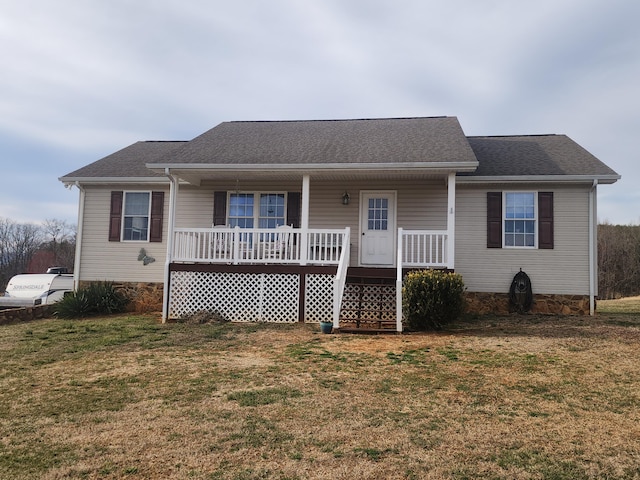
[213,191,227,226]
[538,192,554,249]
[487,192,502,248]
[149,192,164,242]
[286,192,301,228]
[109,191,123,242]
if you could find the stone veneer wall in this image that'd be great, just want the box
[78,281,165,313]
[464,292,591,315]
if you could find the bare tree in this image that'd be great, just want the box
[0,218,45,290]
[598,223,640,299]
[42,218,76,268]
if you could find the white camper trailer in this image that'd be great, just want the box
[0,274,74,308]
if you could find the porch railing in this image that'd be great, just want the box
[396,228,451,332]
[172,226,350,265]
[400,229,448,268]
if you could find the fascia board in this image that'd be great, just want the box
[59,176,169,185]
[456,174,621,185]
[146,161,479,173]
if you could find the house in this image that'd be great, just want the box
[59,117,620,330]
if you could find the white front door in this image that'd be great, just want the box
[360,191,396,265]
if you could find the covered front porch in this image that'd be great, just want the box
[161,171,459,331]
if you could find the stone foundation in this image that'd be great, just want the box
[78,281,165,313]
[464,292,591,316]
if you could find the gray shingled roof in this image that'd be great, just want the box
[59,119,619,183]
[463,135,619,179]
[152,117,478,166]
[60,141,187,180]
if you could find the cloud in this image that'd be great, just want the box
[0,0,637,224]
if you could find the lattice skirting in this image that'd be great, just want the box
[168,270,334,323]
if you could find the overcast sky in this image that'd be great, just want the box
[1,0,638,226]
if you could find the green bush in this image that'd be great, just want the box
[54,281,129,319]
[402,270,465,330]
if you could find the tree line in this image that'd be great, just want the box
[0,217,76,291]
[598,223,640,299]
[0,217,638,300]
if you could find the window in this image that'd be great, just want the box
[367,197,389,231]
[228,193,255,228]
[504,192,536,247]
[259,194,285,228]
[228,193,286,228]
[487,191,553,249]
[123,192,151,241]
[109,191,164,243]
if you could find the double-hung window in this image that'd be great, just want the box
[123,192,151,241]
[487,191,553,249]
[504,192,536,247]
[228,193,286,228]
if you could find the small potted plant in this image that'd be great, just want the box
[319,320,333,334]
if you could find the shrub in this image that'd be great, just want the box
[54,281,129,319]
[402,269,465,330]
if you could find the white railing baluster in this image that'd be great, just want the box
[399,230,449,268]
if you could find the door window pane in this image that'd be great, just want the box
[368,197,389,231]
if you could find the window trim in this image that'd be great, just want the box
[122,191,152,242]
[502,190,537,249]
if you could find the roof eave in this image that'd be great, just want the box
[456,174,621,185]
[146,161,480,174]
[59,176,169,186]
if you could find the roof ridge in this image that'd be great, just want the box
[228,116,451,124]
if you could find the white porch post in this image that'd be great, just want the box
[447,172,456,270]
[162,170,179,322]
[300,175,310,265]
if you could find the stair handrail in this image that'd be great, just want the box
[332,227,351,329]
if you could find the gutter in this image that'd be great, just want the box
[60,177,169,185]
[456,174,620,185]
[146,161,480,173]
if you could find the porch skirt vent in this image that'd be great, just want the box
[168,270,334,323]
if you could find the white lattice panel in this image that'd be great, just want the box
[304,274,334,323]
[259,273,299,322]
[169,271,299,322]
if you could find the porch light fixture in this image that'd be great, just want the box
[342,191,350,205]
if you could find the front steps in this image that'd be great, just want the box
[337,268,399,333]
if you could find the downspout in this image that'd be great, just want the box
[589,179,598,315]
[72,181,85,291]
[162,169,178,322]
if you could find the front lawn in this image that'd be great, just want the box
[0,313,638,479]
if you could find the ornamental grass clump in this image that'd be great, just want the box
[402,269,465,330]
[54,281,129,319]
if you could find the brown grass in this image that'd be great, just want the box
[1,312,639,479]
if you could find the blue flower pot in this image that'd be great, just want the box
[319,322,333,334]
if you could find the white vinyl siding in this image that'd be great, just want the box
[455,184,590,295]
[76,181,591,295]
[78,186,168,283]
